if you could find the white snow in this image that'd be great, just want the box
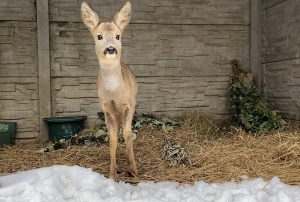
[0,165,300,202]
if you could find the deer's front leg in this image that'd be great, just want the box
[122,108,138,176]
[105,112,120,181]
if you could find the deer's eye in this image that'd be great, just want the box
[98,35,103,40]
[116,35,120,40]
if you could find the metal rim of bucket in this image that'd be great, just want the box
[43,116,87,123]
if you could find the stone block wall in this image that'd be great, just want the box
[2,0,299,139]
[50,0,250,125]
[262,0,300,120]
[0,1,39,139]
[1,0,250,140]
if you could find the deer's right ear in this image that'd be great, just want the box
[81,2,100,31]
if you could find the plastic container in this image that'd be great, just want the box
[43,116,87,142]
[0,134,12,147]
[0,122,16,147]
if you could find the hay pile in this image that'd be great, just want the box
[1,110,300,185]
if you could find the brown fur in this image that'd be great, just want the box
[81,1,137,181]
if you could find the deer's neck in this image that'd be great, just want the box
[99,61,123,92]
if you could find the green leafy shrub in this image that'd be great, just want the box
[39,112,179,152]
[229,59,286,133]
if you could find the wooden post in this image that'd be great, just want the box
[37,0,51,141]
[250,0,262,91]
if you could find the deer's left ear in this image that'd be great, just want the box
[113,1,131,31]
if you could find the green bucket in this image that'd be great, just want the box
[43,116,87,142]
[0,122,16,147]
[0,134,12,147]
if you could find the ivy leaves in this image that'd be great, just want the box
[39,112,179,152]
[229,59,286,133]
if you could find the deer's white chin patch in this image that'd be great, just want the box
[105,54,116,59]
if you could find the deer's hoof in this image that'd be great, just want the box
[127,164,138,177]
[109,173,118,182]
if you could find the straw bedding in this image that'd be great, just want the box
[1,111,300,186]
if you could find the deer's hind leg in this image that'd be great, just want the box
[122,107,138,176]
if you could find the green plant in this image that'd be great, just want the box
[39,112,179,152]
[229,59,286,133]
[91,112,179,143]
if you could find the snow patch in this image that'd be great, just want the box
[0,165,300,202]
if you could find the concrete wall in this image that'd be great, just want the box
[50,0,250,121]
[262,0,300,120]
[0,1,39,139]
[0,0,250,140]
[2,0,299,140]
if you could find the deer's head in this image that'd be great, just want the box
[81,2,131,63]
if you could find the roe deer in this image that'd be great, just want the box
[81,1,137,181]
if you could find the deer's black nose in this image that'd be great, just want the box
[105,46,117,54]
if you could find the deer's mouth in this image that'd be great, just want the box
[104,46,118,58]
